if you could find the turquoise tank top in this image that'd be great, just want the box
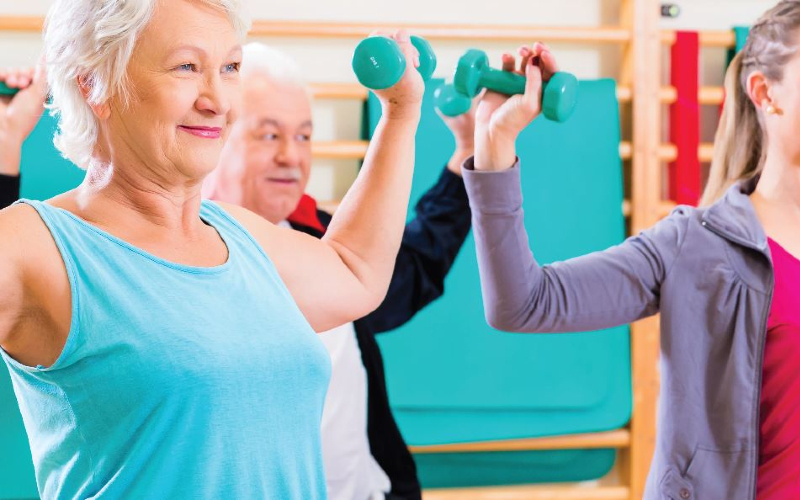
[0,199,331,499]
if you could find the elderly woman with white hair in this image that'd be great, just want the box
[0,0,424,499]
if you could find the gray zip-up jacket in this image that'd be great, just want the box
[462,159,774,500]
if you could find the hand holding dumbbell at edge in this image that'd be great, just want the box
[474,43,563,172]
[0,63,48,176]
[352,32,436,88]
[435,89,478,176]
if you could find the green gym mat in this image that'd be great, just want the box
[365,78,630,485]
[1,111,83,500]
[726,26,751,66]
[416,448,616,488]
[0,367,37,499]
[19,111,86,200]
[734,26,750,53]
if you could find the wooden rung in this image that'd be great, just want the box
[251,21,632,43]
[306,83,724,106]
[699,143,715,161]
[620,142,714,162]
[625,201,678,220]
[619,142,632,160]
[0,17,737,49]
[317,140,645,162]
[0,16,42,31]
[658,143,714,163]
[314,140,713,163]
[659,86,725,105]
[659,200,678,217]
[312,140,368,159]
[327,199,638,219]
[423,485,629,500]
[410,429,630,454]
[661,29,736,47]
[309,82,367,100]
[308,83,725,106]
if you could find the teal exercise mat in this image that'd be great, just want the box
[726,26,751,66]
[0,366,38,500]
[19,111,85,200]
[415,448,616,488]
[734,26,750,52]
[365,79,631,445]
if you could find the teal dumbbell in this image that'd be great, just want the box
[352,35,436,90]
[454,49,579,122]
[0,81,19,97]
[434,83,472,117]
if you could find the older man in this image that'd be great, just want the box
[205,44,474,500]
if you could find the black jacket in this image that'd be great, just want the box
[290,167,471,500]
[0,174,20,210]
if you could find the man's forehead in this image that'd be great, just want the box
[242,76,312,127]
[243,74,307,99]
[251,117,313,129]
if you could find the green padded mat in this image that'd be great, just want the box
[726,26,751,66]
[365,78,630,485]
[19,112,86,200]
[416,449,616,488]
[0,368,37,500]
[2,112,83,500]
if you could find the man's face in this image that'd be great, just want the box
[230,74,312,223]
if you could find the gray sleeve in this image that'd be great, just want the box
[462,157,688,333]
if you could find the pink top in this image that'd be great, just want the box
[758,238,800,499]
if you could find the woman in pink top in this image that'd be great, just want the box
[458,0,800,497]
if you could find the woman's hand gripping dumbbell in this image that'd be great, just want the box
[454,45,578,123]
[473,43,570,171]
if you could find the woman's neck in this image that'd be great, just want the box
[754,148,800,207]
[74,159,208,236]
[751,147,800,255]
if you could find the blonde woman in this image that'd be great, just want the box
[461,2,800,498]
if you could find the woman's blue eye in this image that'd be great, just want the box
[224,62,241,73]
[178,63,195,71]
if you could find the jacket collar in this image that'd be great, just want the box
[701,176,768,253]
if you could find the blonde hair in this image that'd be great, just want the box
[701,0,800,205]
[44,0,251,169]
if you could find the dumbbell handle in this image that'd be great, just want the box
[478,66,577,102]
[479,67,526,96]
[478,68,579,122]
[0,81,19,96]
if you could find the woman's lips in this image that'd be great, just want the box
[178,125,222,139]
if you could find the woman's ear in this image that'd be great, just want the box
[746,70,781,115]
[77,75,111,120]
